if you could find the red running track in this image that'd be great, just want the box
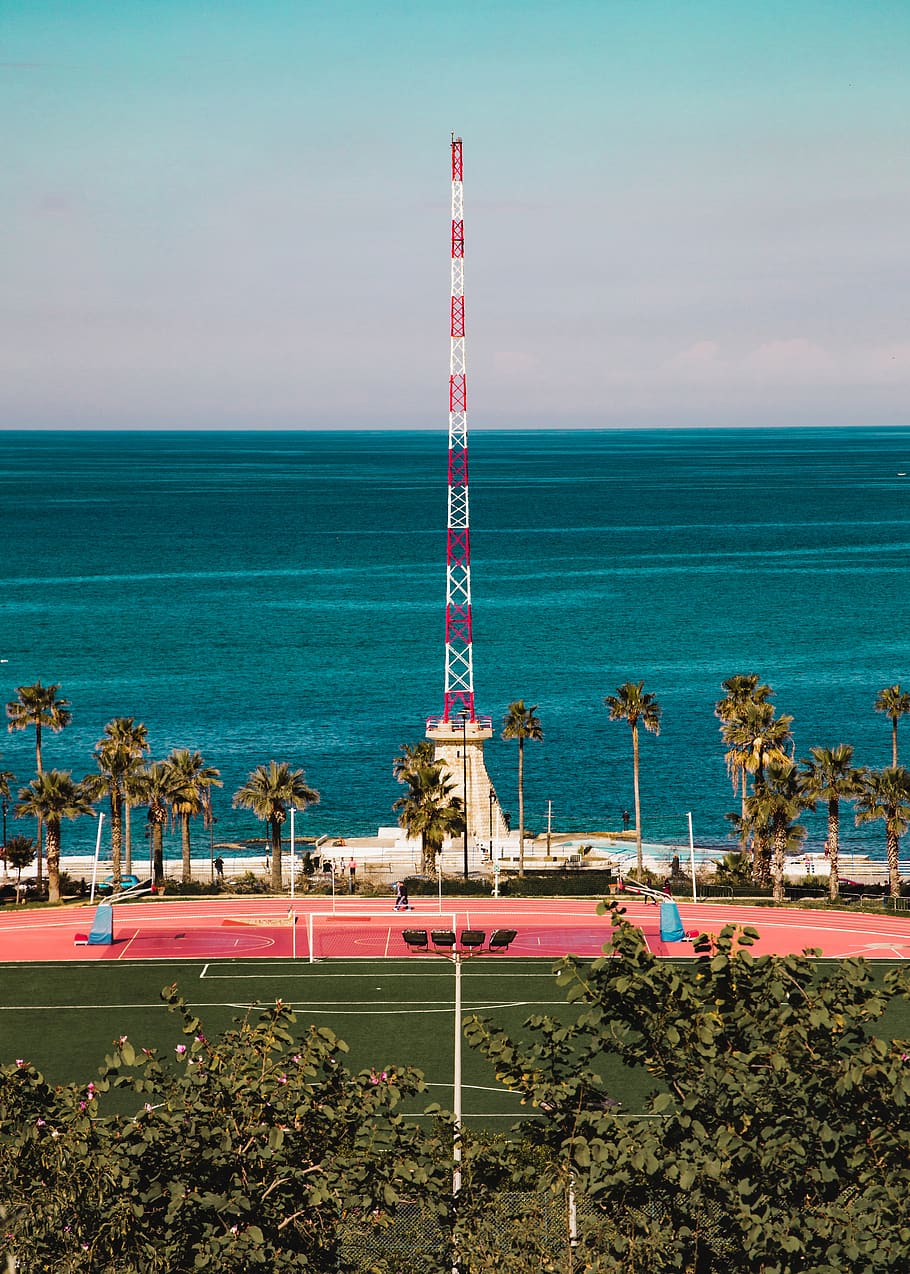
[0,897,907,963]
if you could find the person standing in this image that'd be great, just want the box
[348,857,357,893]
[214,855,225,883]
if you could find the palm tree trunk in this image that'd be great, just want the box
[517,737,525,880]
[886,826,900,898]
[152,822,164,889]
[124,802,132,875]
[110,794,123,886]
[181,815,192,884]
[752,829,771,886]
[35,723,43,888]
[893,720,899,768]
[631,723,643,874]
[827,801,840,902]
[46,821,61,904]
[270,818,283,891]
[772,821,786,902]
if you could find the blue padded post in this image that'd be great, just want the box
[659,899,685,943]
[88,902,114,945]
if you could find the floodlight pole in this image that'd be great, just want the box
[402,925,517,1274]
[290,807,296,901]
[89,812,105,904]
[460,712,469,880]
[451,950,465,1274]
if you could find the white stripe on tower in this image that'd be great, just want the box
[444,134,474,722]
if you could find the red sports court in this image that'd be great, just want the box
[0,897,907,963]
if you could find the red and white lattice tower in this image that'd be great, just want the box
[443,134,474,723]
[426,136,505,872]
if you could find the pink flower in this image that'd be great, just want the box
[175,1044,187,1056]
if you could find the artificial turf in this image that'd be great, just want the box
[1,957,908,1124]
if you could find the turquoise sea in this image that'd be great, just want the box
[2,427,909,863]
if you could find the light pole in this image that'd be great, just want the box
[209,812,217,883]
[1,798,7,881]
[402,926,517,1274]
[488,787,494,860]
[459,712,469,880]
[289,806,296,901]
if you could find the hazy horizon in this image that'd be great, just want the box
[4,1,908,432]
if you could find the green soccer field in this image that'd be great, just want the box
[2,957,909,1125]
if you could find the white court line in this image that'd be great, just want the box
[116,929,141,959]
[198,967,558,980]
[0,1001,262,1012]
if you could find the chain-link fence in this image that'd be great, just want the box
[338,1188,733,1273]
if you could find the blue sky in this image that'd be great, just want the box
[2,0,908,428]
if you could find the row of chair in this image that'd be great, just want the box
[402,928,517,953]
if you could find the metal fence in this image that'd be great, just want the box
[337,1188,731,1272]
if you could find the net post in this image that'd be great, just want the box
[308,911,315,964]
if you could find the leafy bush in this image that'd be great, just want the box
[160,877,221,897]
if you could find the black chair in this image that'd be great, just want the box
[431,929,456,950]
[402,929,429,950]
[459,929,486,949]
[488,928,517,952]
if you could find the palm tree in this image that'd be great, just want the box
[137,761,180,888]
[0,768,14,880]
[874,684,910,767]
[162,749,222,885]
[755,760,807,902]
[83,721,149,888]
[393,740,435,782]
[715,674,773,822]
[854,766,910,898]
[722,699,793,791]
[5,681,72,887]
[800,744,864,902]
[233,762,320,891]
[15,770,92,903]
[732,802,773,887]
[604,681,661,874]
[501,701,544,879]
[393,761,464,875]
[103,718,150,874]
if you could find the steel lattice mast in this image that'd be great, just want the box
[443,134,474,723]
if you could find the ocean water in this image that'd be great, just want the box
[1,426,909,864]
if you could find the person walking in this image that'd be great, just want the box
[214,855,225,883]
[394,880,411,912]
